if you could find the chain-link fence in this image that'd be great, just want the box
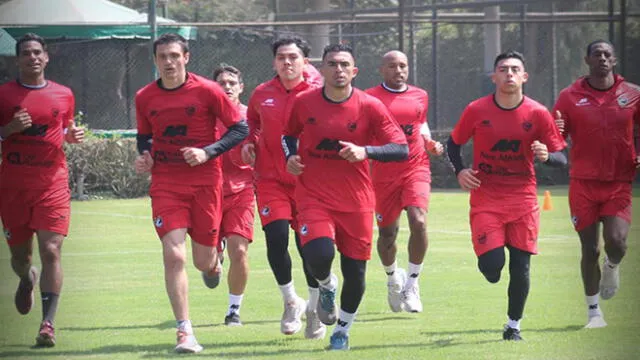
[1,0,638,191]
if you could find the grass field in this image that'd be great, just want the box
[0,187,639,360]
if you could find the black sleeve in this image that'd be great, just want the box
[446,136,465,176]
[136,133,152,155]
[203,120,249,160]
[281,135,298,160]
[364,143,408,162]
[543,151,567,167]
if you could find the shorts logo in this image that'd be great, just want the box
[571,215,578,226]
[375,213,383,222]
[154,216,163,228]
[478,233,487,244]
[3,229,10,240]
[300,224,309,236]
[261,206,270,216]
[617,95,629,107]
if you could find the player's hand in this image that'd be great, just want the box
[241,143,256,166]
[286,155,305,175]
[338,141,367,162]
[635,155,640,169]
[531,140,549,162]
[65,122,84,143]
[457,168,480,191]
[181,147,209,167]
[426,138,444,156]
[554,110,565,135]
[135,150,153,174]
[6,108,33,135]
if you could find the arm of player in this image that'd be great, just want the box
[0,109,33,140]
[420,122,444,156]
[357,142,408,162]
[531,140,567,167]
[282,135,304,175]
[64,121,84,143]
[447,136,480,190]
[134,133,154,174]
[182,120,249,167]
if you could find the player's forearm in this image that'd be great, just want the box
[364,143,408,162]
[281,135,298,160]
[203,120,249,159]
[446,136,465,175]
[544,151,567,168]
[136,133,153,154]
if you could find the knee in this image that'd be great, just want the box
[604,231,628,255]
[378,226,399,245]
[302,237,334,268]
[477,249,505,283]
[407,208,426,234]
[40,241,62,264]
[228,240,249,265]
[580,241,600,262]
[480,268,501,283]
[164,247,187,270]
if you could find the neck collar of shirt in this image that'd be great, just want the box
[17,79,47,89]
[157,73,189,91]
[381,82,408,93]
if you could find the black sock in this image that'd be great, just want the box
[42,292,59,324]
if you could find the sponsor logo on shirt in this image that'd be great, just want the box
[162,125,187,137]
[154,216,163,228]
[262,98,275,107]
[490,139,521,153]
[22,124,48,137]
[576,98,590,107]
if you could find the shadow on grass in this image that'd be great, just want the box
[420,324,583,337]
[60,320,175,331]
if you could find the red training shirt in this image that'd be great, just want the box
[217,103,253,196]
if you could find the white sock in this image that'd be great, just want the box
[604,256,619,269]
[586,294,602,318]
[308,287,319,310]
[279,281,297,302]
[228,294,244,316]
[334,309,356,334]
[383,261,397,277]
[405,262,423,289]
[319,273,337,290]
[507,318,521,330]
[177,319,193,334]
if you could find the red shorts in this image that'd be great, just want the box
[374,168,431,228]
[1,186,71,247]
[470,209,539,256]
[569,179,633,231]
[255,179,297,229]
[220,187,256,242]
[297,206,374,261]
[150,184,221,247]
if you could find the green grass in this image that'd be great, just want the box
[0,186,639,359]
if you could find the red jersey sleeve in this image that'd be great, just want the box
[135,94,151,135]
[535,108,566,152]
[451,104,475,145]
[246,90,261,144]
[208,82,241,128]
[369,99,406,145]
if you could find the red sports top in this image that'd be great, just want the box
[217,103,253,196]
[451,95,566,210]
[366,84,430,182]
[247,76,319,186]
[284,88,407,212]
[553,75,640,182]
[0,80,74,190]
[136,73,242,187]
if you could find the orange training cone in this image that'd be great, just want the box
[542,190,553,211]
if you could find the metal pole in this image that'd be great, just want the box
[431,0,439,130]
[148,0,157,79]
[483,5,500,95]
[399,0,405,52]
[620,0,626,75]
[551,1,558,104]
[409,0,417,85]
[608,0,615,43]
[520,4,527,55]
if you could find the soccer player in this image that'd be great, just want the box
[0,33,84,347]
[134,33,248,353]
[242,37,325,339]
[366,50,443,313]
[446,51,566,341]
[283,43,408,350]
[212,64,254,326]
[553,40,640,329]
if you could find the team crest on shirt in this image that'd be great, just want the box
[347,122,357,132]
[185,105,196,116]
[154,216,164,228]
[261,206,270,216]
[3,229,10,240]
[300,224,309,236]
[617,95,629,108]
[522,121,533,132]
[51,108,60,118]
[376,213,383,222]
[480,119,492,127]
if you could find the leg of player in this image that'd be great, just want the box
[329,254,367,351]
[294,232,325,339]
[225,234,249,326]
[34,231,64,347]
[301,237,338,328]
[264,220,306,335]
[504,246,531,341]
[403,206,427,313]
[600,216,629,300]
[9,236,37,317]
[377,218,406,312]
[578,223,607,328]
[162,228,202,354]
